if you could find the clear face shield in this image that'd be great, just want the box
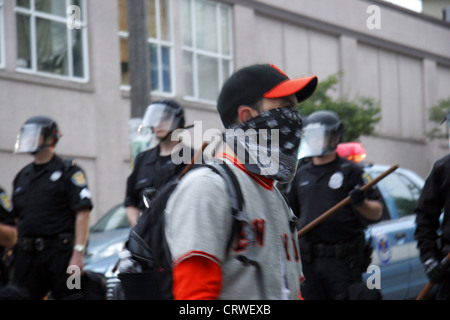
[298,123,339,159]
[140,103,180,140]
[14,123,45,154]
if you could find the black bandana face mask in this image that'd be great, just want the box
[224,107,303,183]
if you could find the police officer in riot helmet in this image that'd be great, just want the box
[9,116,94,299]
[296,111,343,160]
[288,110,383,300]
[125,99,194,227]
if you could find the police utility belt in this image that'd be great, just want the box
[306,239,363,259]
[18,234,74,253]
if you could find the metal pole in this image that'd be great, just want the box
[127,0,151,118]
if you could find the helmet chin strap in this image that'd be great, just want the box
[30,144,51,156]
[30,137,58,155]
[157,121,188,144]
[159,131,173,143]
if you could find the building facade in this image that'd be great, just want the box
[0,0,449,223]
[422,0,450,20]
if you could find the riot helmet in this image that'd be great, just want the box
[14,116,61,154]
[140,100,185,140]
[298,110,344,158]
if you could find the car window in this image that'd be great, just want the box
[377,172,421,218]
[91,205,130,232]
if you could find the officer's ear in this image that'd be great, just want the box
[45,136,57,148]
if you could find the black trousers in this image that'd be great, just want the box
[11,246,76,300]
[301,255,381,300]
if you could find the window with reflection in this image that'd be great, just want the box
[380,172,422,218]
[180,0,233,102]
[15,0,88,81]
[119,0,173,94]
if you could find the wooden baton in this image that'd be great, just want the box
[178,142,209,180]
[297,164,399,238]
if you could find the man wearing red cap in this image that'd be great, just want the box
[165,64,317,299]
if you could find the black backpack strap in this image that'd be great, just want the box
[277,189,298,233]
[127,179,179,269]
[202,163,247,250]
[126,229,154,265]
[204,162,267,300]
[63,158,75,173]
[203,164,244,218]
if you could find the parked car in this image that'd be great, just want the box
[84,204,130,299]
[363,163,427,300]
[84,163,429,300]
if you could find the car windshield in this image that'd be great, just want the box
[368,168,423,219]
[378,172,422,218]
[91,205,130,232]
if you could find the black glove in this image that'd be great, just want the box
[424,257,446,283]
[349,187,366,207]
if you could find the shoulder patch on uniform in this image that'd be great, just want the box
[71,171,87,187]
[363,172,373,184]
[0,192,12,213]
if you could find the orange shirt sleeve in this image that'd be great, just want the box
[172,255,223,300]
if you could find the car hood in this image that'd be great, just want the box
[84,228,130,275]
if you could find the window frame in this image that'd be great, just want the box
[119,0,175,96]
[181,0,233,104]
[14,0,89,82]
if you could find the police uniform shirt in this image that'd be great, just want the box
[124,146,192,210]
[12,155,93,238]
[288,156,380,244]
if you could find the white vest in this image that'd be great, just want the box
[165,155,303,300]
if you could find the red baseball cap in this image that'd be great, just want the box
[217,64,318,127]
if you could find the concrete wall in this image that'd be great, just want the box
[227,0,450,178]
[1,0,449,224]
[0,0,130,222]
[422,0,450,20]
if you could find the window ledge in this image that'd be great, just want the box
[0,69,95,93]
[119,86,176,100]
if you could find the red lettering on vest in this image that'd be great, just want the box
[233,219,266,252]
[281,234,291,261]
[234,228,249,252]
[292,235,300,262]
[252,219,265,246]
